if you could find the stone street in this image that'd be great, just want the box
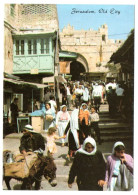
[3,104,133,191]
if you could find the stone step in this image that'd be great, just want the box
[101,135,133,142]
[99,123,129,129]
[99,112,121,117]
[100,130,133,136]
[99,117,123,122]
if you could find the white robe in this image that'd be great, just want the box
[56,111,70,143]
[70,108,79,149]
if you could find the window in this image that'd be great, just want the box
[15,38,49,55]
[41,39,49,54]
[21,40,24,55]
[16,40,19,55]
[76,38,80,44]
[28,40,32,54]
[33,40,37,54]
[102,35,106,41]
[45,39,49,54]
[41,39,44,54]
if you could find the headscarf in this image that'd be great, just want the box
[60,105,67,111]
[80,103,88,111]
[59,105,69,120]
[77,137,97,156]
[112,141,125,155]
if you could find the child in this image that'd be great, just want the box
[46,127,65,156]
[100,141,133,191]
[90,106,102,145]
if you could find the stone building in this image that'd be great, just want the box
[59,24,123,81]
[4,4,59,119]
[4,4,59,78]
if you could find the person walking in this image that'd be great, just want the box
[100,141,133,191]
[19,124,45,155]
[64,108,80,160]
[45,127,65,157]
[90,106,102,145]
[10,97,19,131]
[49,95,57,114]
[74,85,83,108]
[68,137,106,191]
[66,84,72,110]
[92,83,102,112]
[115,84,124,113]
[107,86,117,117]
[56,105,70,147]
[78,103,90,144]
[82,84,90,104]
[44,102,56,131]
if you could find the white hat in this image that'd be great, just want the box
[23,124,36,133]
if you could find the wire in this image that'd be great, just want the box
[60,32,131,38]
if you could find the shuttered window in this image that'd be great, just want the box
[15,38,50,55]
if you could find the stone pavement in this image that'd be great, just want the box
[3,103,133,190]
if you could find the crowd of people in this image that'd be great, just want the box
[19,124,133,191]
[9,79,134,191]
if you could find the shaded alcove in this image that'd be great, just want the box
[70,61,86,81]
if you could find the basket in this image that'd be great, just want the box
[46,115,53,121]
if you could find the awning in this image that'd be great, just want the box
[12,31,57,37]
[43,76,54,83]
[59,51,77,60]
[55,75,67,83]
[4,78,48,89]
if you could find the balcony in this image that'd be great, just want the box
[13,33,56,76]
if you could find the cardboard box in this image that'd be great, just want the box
[31,116,44,132]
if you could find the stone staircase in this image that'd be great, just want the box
[3,103,133,190]
[99,104,133,142]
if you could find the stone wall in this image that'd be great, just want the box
[60,24,123,73]
[4,4,59,74]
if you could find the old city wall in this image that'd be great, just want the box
[60,24,123,73]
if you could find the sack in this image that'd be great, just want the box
[46,115,53,121]
[4,152,38,179]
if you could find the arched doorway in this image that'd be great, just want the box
[70,61,86,81]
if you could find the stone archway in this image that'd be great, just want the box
[70,61,86,81]
[69,53,89,81]
[76,53,89,72]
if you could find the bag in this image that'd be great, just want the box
[4,152,38,179]
[46,115,53,121]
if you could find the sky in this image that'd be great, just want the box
[57,4,135,41]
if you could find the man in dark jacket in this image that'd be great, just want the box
[107,86,117,117]
[19,125,46,155]
[10,98,19,131]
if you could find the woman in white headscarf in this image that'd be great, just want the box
[68,137,106,191]
[100,141,133,191]
[56,105,70,147]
